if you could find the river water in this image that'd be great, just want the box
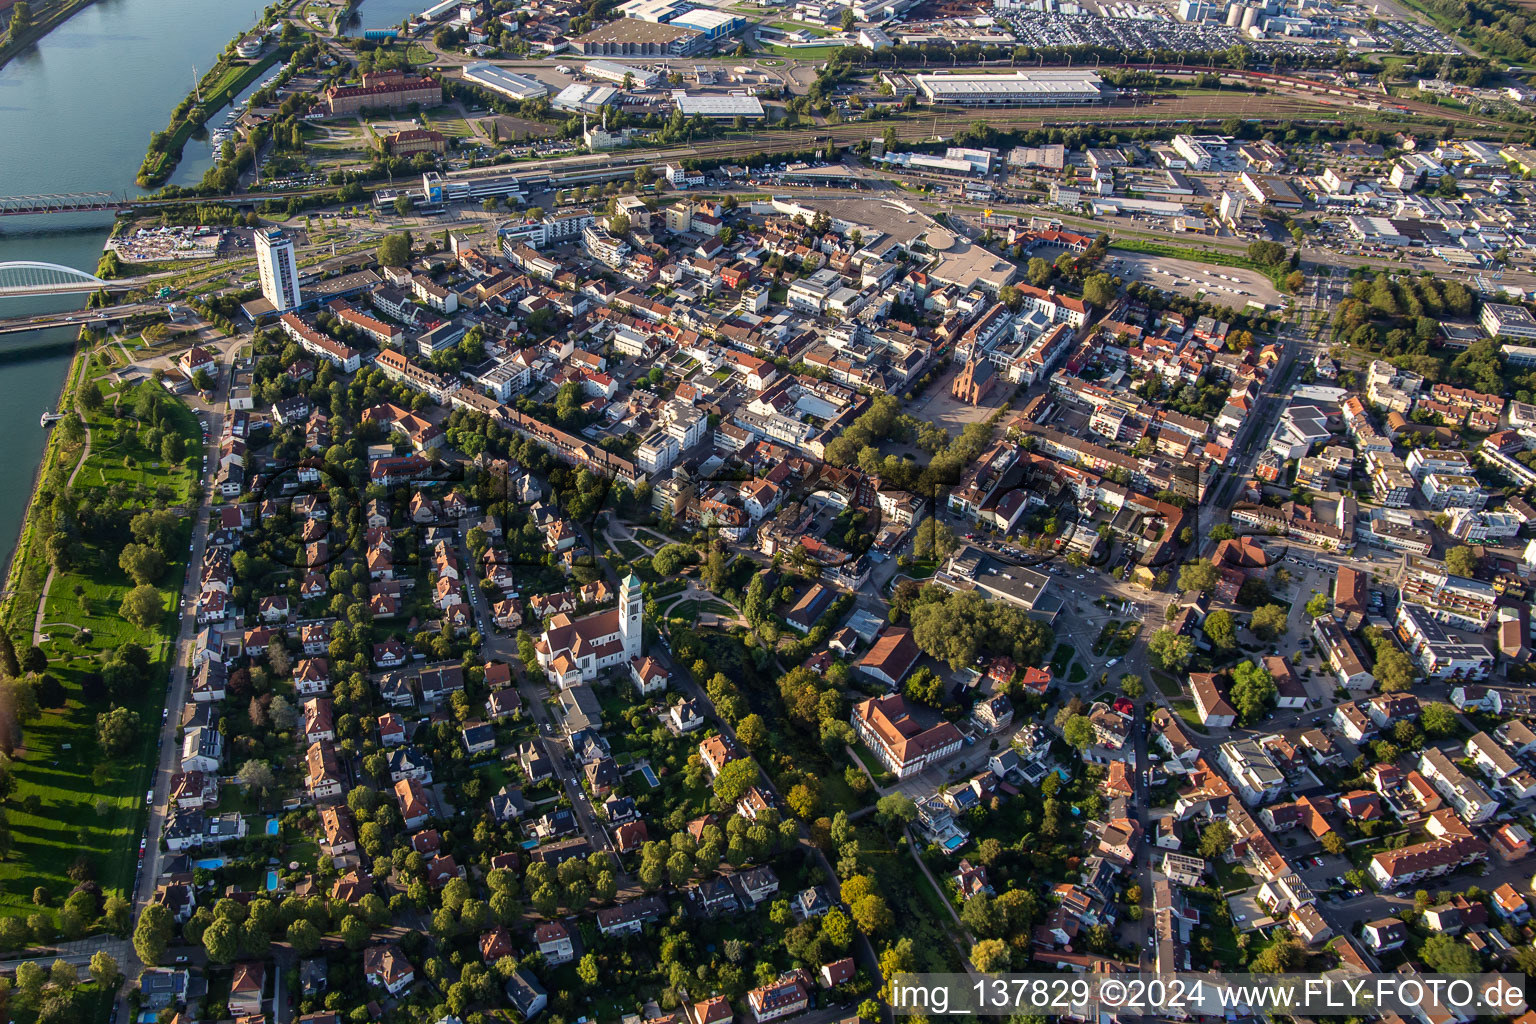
[0,0,264,572]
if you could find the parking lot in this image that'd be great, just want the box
[1110,252,1282,308]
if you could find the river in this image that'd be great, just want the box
[0,0,264,574]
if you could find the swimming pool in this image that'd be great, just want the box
[192,857,225,870]
[638,765,660,788]
[265,817,280,836]
[941,835,966,852]
[265,870,280,891]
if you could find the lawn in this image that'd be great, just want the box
[1049,643,1076,675]
[0,372,200,921]
[1172,700,1207,734]
[1152,670,1184,698]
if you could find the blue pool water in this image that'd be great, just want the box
[265,870,280,890]
[941,835,966,852]
[522,838,539,849]
[265,817,280,836]
[638,765,659,788]
[192,857,225,870]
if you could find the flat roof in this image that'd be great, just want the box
[461,62,549,100]
[671,91,762,116]
[913,70,1102,97]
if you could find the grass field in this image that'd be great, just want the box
[0,368,200,920]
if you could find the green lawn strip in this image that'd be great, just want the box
[1049,642,1075,675]
[138,47,289,186]
[1151,670,1183,697]
[0,378,198,918]
[1067,663,1088,684]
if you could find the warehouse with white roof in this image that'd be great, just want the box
[583,60,659,87]
[912,70,1103,106]
[671,91,763,118]
[461,62,549,100]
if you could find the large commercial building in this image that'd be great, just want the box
[323,71,440,116]
[460,62,549,101]
[255,228,301,313]
[583,60,660,87]
[572,19,706,56]
[671,91,763,118]
[912,70,1103,106]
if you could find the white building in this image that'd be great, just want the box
[255,228,301,312]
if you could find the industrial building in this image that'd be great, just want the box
[555,83,621,113]
[671,91,764,118]
[573,19,707,56]
[911,70,1104,106]
[460,62,549,101]
[583,60,660,87]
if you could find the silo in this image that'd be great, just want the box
[1225,2,1243,25]
[1241,5,1259,29]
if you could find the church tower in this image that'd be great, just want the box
[619,572,643,658]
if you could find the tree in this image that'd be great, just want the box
[1419,932,1480,974]
[1304,592,1329,619]
[393,194,412,217]
[1421,701,1458,737]
[88,950,120,989]
[1209,523,1236,542]
[875,792,917,830]
[0,631,18,677]
[96,708,140,757]
[1320,831,1346,856]
[9,1,31,35]
[1027,256,1052,286]
[736,713,768,752]
[1249,604,1289,641]
[1083,273,1117,307]
[378,232,411,267]
[850,893,892,934]
[578,952,600,985]
[1445,545,1480,578]
[203,919,238,963]
[21,645,46,674]
[285,918,320,956]
[1228,660,1276,725]
[1147,628,1193,672]
[119,585,162,629]
[118,544,165,586]
[971,938,1010,972]
[1120,674,1144,698]
[713,758,758,805]
[1198,821,1232,859]
[1250,935,1305,973]
[237,760,277,797]
[1062,714,1095,750]
[1204,609,1237,650]
[1177,559,1218,595]
[133,903,172,965]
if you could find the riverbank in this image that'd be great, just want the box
[138,46,290,187]
[0,0,100,72]
[0,334,201,925]
[0,336,89,642]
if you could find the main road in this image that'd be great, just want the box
[119,336,243,1022]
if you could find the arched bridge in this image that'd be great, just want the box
[0,262,113,297]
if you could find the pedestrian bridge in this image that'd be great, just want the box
[0,262,115,298]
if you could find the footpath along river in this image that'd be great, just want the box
[0,0,270,573]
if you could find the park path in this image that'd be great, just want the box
[32,376,95,646]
